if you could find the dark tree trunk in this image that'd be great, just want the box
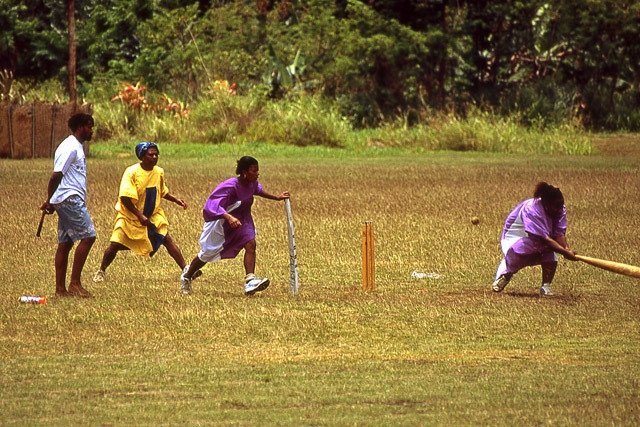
[68,0,77,104]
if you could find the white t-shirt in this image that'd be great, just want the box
[50,135,87,204]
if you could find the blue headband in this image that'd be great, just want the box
[135,142,158,160]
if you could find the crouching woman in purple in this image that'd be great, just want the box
[180,156,290,295]
[492,182,578,296]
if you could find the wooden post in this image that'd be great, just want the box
[50,104,57,157]
[31,102,35,158]
[362,221,375,291]
[67,0,77,104]
[8,104,13,159]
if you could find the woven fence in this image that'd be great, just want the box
[0,102,93,159]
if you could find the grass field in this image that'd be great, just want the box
[1,137,639,425]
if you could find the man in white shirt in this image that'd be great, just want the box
[41,113,96,297]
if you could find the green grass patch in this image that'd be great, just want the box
[91,93,594,154]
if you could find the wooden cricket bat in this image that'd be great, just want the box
[284,199,299,295]
[575,255,640,279]
[36,210,46,237]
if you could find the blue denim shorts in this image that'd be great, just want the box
[54,195,96,243]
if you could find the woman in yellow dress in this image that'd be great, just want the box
[93,142,189,282]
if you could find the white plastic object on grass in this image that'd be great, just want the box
[20,296,46,304]
[411,271,441,279]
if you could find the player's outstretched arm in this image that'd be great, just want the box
[259,190,290,201]
[164,192,187,209]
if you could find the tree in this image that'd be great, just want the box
[68,0,76,103]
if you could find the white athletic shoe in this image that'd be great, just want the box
[244,274,270,296]
[93,269,105,283]
[492,274,511,292]
[180,266,192,295]
[540,285,554,296]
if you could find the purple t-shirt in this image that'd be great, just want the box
[203,177,264,221]
[502,198,567,256]
[202,177,264,258]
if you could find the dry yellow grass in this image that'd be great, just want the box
[0,140,638,424]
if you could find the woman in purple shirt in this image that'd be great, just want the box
[180,156,289,295]
[492,182,577,296]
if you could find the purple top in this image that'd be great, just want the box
[202,177,264,258]
[203,177,264,221]
[502,198,567,256]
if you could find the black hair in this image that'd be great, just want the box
[534,182,564,205]
[68,113,94,132]
[236,156,258,175]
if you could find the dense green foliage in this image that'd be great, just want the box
[2,0,640,130]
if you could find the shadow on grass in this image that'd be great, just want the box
[441,287,584,305]
[505,290,582,305]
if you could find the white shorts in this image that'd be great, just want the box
[197,200,241,263]
[197,219,226,263]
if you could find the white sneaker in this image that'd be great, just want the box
[492,274,511,292]
[93,269,105,283]
[180,265,203,295]
[540,285,554,296]
[244,274,270,295]
[180,265,192,295]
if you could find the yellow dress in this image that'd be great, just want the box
[109,164,169,256]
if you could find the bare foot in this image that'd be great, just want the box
[68,283,93,298]
[55,289,69,297]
